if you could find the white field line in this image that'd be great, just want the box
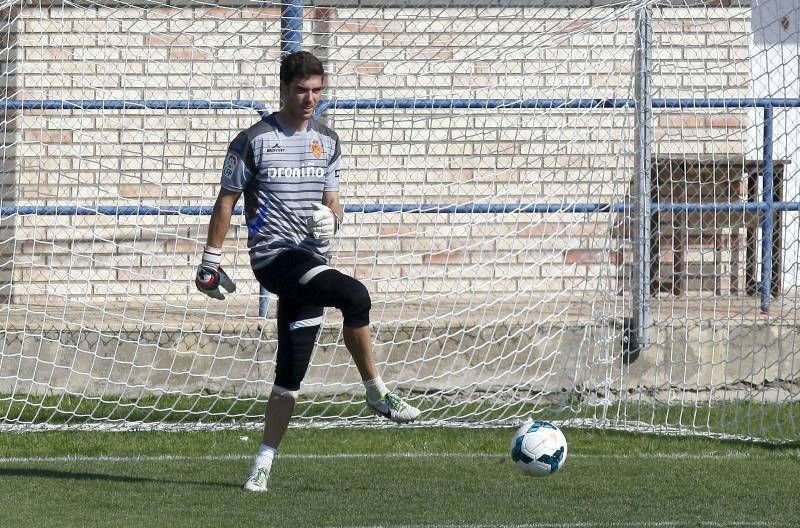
[330,523,784,528]
[0,451,798,464]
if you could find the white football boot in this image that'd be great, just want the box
[242,464,270,492]
[366,392,421,423]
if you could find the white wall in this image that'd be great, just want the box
[750,0,800,292]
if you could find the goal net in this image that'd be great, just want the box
[1,0,798,441]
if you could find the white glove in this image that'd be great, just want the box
[195,246,237,300]
[308,202,340,240]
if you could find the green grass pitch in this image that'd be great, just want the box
[1,427,798,527]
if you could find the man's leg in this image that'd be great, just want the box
[263,297,321,447]
[298,268,421,423]
[255,251,420,426]
[343,324,378,380]
[261,388,296,450]
[343,323,420,422]
[243,295,322,492]
[242,388,294,492]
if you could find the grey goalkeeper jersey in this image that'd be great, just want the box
[220,113,341,270]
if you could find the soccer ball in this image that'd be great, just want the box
[510,419,568,477]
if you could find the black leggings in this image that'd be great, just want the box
[253,250,371,391]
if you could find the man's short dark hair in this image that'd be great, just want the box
[280,51,325,85]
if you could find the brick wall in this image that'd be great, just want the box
[5,4,753,315]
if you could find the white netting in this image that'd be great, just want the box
[0,0,798,441]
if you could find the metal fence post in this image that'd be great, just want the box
[631,3,653,352]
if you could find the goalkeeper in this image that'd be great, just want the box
[195,51,421,493]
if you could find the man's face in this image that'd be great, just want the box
[281,75,324,121]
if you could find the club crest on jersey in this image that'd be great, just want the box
[222,153,238,178]
[311,139,323,159]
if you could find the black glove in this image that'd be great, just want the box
[195,246,236,300]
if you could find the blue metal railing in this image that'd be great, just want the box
[3,99,269,111]
[315,97,800,113]
[313,96,800,312]
[3,96,800,313]
[5,202,800,216]
[761,105,777,312]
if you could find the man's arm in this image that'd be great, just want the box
[322,191,343,223]
[207,188,242,247]
[196,187,241,300]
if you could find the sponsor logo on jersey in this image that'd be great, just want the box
[265,142,286,153]
[267,166,326,178]
[222,153,238,179]
[311,139,323,159]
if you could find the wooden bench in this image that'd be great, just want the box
[649,156,790,296]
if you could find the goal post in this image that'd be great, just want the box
[1,0,799,442]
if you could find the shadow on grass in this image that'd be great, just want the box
[0,467,240,489]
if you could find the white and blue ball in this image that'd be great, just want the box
[510,419,568,477]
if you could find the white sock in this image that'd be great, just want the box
[363,376,388,401]
[253,443,277,470]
